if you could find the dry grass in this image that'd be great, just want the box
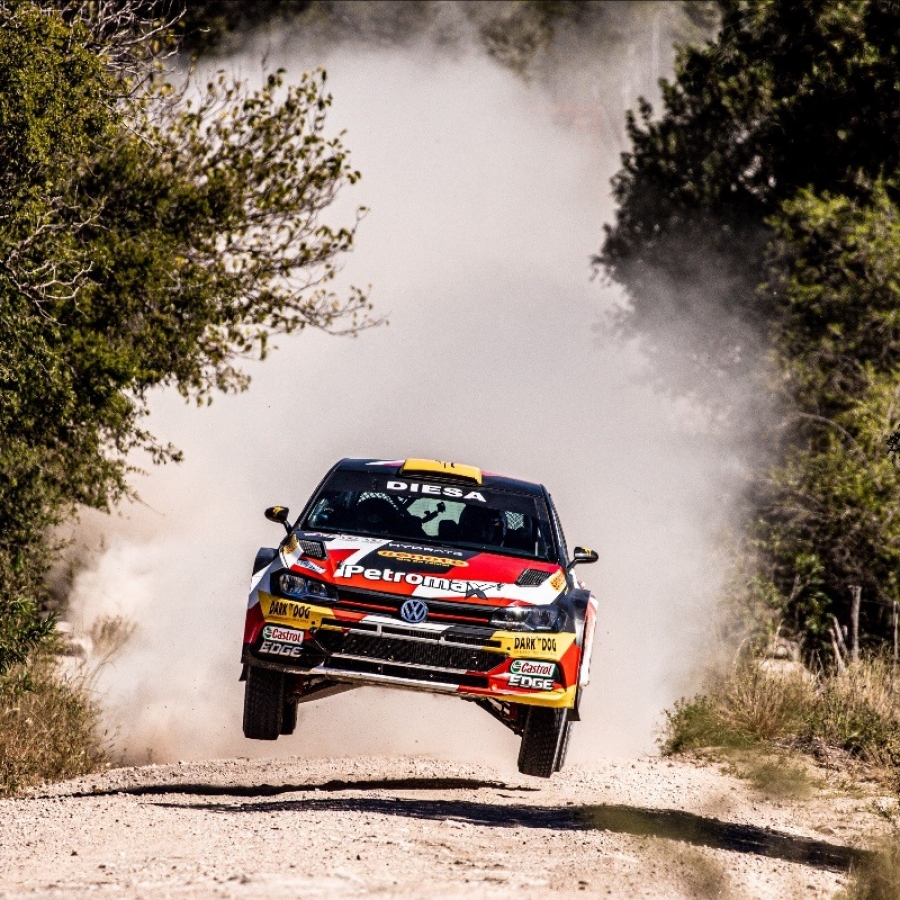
[0,651,105,796]
[816,659,900,770]
[844,840,900,900]
[737,755,818,799]
[662,662,817,752]
[662,656,900,786]
[665,656,900,897]
[90,614,137,659]
[842,807,900,900]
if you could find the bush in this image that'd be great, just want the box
[663,656,900,781]
[662,662,817,753]
[814,659,900,769]
[0,652,105,796]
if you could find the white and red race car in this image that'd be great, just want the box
[241,457,598,777]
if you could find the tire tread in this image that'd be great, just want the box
[242,667,284,740]
[517,706,566,778]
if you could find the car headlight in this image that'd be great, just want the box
[490,605,561,632]
[279,572,309,597]
[277,572,334,600]
[305,579,331,598]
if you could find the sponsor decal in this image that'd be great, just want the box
[508,673,555,690]
[550,570,565,592]
[390,542,467,558]
[378,550,468,568]
[283,534,299,554]
[513,635,558,652]
[297,531,334,541]
[510,659,556,678]
[294,557,326,574]
[259,640,304,659]
[386,480,486,503]
[262,625,304,645]
[495,631,575,660]
[335,564,502,594]
[268,599,312,621]
[400,599,429,624]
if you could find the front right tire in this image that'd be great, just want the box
[517,706,567,777]
[242,666,284,740]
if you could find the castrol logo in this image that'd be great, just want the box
[262,625,304,645]
[510,659,556,678]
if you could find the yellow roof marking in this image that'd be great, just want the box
[400,458,483,484]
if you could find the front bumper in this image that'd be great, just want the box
[243,594,580,708]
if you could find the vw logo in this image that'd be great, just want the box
[400,599,428,624]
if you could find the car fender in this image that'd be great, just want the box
[560,588,592,720]
[253,547,277,575]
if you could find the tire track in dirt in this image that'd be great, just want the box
[1,756,885,899]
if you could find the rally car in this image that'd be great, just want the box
[241,457,598,777]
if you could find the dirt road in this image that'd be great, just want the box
[0,755,888,899]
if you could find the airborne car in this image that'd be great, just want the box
[241,458,598,777]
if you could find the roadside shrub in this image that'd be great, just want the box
[662,662,816,753]
[814,659,900,769]
[662,656,900,780]
[662,695,727,754]
[0,652,105,795]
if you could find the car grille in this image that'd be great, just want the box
[322,631,504,672]
[325,656,489,688]
[319,618,498,645]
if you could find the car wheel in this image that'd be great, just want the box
[517,706,566,778]
[280,696,298,735]
[553,721,573,773]
[242,666,284,740]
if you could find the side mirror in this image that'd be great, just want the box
[265,505,291,534]
[566,546,598,571]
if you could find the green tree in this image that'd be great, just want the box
[0,1,370,671]
[600,0,900,653]
[754,184,900,646]
[599,0,900,388]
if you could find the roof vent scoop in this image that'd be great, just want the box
[299,540,327,559]
[516,568,550,587]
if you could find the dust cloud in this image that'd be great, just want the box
[67,11,749,769]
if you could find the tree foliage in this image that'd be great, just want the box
[768,183,900,413]
[0,1,370,672]
[755,184,900,645]
[601,0,900,654]
[600,0,900,385]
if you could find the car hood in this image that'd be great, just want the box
[279,531,566,606]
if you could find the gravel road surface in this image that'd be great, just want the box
[0,755,889,899]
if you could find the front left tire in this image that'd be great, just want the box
[517,706,567,777]
[242,666,284,740]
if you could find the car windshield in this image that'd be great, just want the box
[301,470,556,561]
